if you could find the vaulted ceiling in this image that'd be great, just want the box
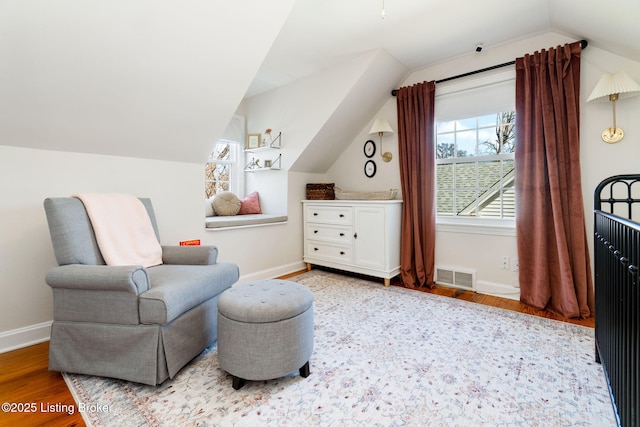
[247,0,640,97]
[1,0,638,164]
[0,0,297,163]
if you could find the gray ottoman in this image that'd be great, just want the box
[217,279,314,390]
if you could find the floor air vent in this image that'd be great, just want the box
[435,266,476,290]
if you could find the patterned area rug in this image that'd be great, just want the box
[65,270,616,426]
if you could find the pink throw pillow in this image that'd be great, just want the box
[238,191,262,215]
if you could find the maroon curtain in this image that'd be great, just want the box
[396,81,437,289]
[515,42,594,318]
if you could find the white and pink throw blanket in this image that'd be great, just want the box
[73,193,163,267]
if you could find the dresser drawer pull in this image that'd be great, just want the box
[340,251,345,255]
[339,214,345,218]
[314,247,319,251]
[354,233,358,239]
[314,230,319,234]
[339,233,345,237]
[313,212,318,216]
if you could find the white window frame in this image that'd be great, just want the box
[434,71,516,232]
[205,115,245,199]
[205,140,243,198]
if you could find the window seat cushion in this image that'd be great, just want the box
[205,214,288,229]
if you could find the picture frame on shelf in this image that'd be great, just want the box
[246,133,261,150]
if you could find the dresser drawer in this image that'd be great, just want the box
[306,224,352,244]
[306,242,352,263]
[305,205,352,225]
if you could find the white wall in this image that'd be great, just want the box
[581,49,640,232]
[328,99,402,193]
[325,32,640,299]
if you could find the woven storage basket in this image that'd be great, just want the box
[334,187,398,200]
[306,183,335,200]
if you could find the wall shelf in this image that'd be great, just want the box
[244,132,282,173]
[244,146,272,154]
[244,153,282,172]
[244,131,282,153]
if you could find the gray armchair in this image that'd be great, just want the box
[43,197,239,385]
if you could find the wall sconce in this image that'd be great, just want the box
[587,70,640,144]
[369,118,394,162]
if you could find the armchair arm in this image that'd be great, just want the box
[161,245,218,265]
[45,264,150,294]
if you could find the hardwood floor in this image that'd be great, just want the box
[0,269,593,427]
[0,341,83,427]
[402,278,594,327]
[283,268,594,328]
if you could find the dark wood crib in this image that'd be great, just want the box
[594,174,640,427]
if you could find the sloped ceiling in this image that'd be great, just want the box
[2,0,638,165]
[247,0,640,98]
[289,50,408,174]
[0,0,296,163]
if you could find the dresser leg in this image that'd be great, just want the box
[384,278,390,287]
[306,263,312,271]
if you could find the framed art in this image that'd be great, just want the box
[364,160,377,178]
[246,133,261,150]
[364,139,376,158]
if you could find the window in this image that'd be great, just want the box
[205,141,241,198]
[205,115,245,199]
[434,71,516,224]
[436,111,516,219]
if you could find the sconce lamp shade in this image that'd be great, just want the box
[369,118,394,135]
[369,118,394,162]
[587,70,640,144]
[587,70,640,102]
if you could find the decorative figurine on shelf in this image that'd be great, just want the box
[246,157,261,170]
[262,128,272,147]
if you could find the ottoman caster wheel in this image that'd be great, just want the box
[231,375,246,390]
[300,361,310,378]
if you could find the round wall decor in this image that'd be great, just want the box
[364,160,377,178]
[364,140,376,158]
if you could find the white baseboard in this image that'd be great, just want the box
[476,280,520,301]
[0,321,51,354]
[237,261,307,284]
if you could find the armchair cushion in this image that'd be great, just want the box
[140,262,239,324]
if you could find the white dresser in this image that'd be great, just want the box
[302,200,402,286]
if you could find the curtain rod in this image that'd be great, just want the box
[391,39,588,96]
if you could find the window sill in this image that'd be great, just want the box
[205,214,288,230]
[436,218,516,236]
